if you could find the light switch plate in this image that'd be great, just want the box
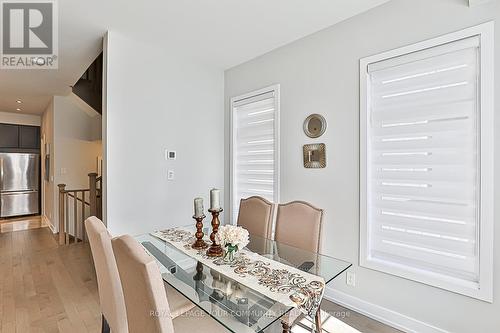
[167,170,175,180]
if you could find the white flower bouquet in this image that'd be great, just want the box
[216,225,249,262]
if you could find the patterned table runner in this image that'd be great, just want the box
[150,228,325,318]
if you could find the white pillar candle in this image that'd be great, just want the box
[210,188,220,210]
[194,197,204,217]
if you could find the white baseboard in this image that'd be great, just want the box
[324,287,449,333]
[42,215,56,233]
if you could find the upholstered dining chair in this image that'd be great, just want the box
[86,217,128,333]
[274,201,323,253]
[273,201,323,333]
[112,234,228,333]
[237,196,275,239]
[85,217,195,333]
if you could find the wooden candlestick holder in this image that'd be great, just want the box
[192,214,208,250]
[206,208,223,257]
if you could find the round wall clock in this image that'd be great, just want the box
[303,114,327,138]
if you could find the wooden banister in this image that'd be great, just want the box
[57,173,102,245]
[62,188,91,193]
[58,184,66,245]
[67,191,90,206]
[89,173,98,218]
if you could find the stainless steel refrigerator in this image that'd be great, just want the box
[0,153,40,217]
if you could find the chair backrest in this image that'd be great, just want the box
[274,201,323,253]
[236,196,275,239]
[112,234,175,333]
[85,217,128,333]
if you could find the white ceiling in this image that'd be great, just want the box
[0,0,390,115]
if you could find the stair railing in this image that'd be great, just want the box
[58,173,102,245]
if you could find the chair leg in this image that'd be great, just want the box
[101,314,110,333]
[282,321,291,333]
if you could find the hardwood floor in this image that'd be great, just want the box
[319,301,402,333]
[0,227,101,333]
[0,227,399,333]
[0,216,48,233]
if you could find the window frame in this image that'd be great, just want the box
[359,22,494,302]
[230,84,280,225]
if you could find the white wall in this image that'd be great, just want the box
[53,95,102,189]
[41,95,102,231]
[224,1,499,332]
[41,100,55,228]
[104,32,224,236]
[0,110,41,126]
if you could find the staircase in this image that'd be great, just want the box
[57,173,102,245]
[72,52,103,114]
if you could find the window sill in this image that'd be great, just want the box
[360,256,493,303]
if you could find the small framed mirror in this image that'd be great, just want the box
[303,114,327,138]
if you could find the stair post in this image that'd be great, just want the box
[89,173,98,218]
[58,184,66,245]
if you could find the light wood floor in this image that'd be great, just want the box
[0,226,400,333]
[0,227,101,333]
[320,301,402,333]
[0,216,48,233]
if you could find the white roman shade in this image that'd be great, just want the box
[231,87,279,222]
[361,24,495,301]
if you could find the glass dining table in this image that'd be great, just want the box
[135,225,351,333]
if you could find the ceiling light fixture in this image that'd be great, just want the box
[16,108,21,111]
[16,100,22,104]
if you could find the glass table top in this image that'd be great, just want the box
[135,226,351,333]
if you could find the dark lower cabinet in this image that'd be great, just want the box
[0,123,40,150]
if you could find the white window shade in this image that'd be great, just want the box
[231,87,279,223]
[361,24,494,302]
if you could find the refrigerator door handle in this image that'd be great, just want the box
[0,157,3,189]
[1,190,38,195]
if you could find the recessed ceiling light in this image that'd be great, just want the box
[16,108,21,111]
[16,100,22,104]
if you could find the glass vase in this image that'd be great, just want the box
[223,244,238,263]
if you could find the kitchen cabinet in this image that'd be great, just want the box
[0,124,40,150]
[0,124,20,148]
[19,126,40,149]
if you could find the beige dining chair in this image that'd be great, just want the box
[86,217,195,333]
[274,201,323,253]
[237,196,275,239]
[86,217,129,333]
[112,234,228,333]
[273,201,323,332]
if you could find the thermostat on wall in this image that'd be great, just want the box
[168,151,176,160]
[165,149,177,160]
